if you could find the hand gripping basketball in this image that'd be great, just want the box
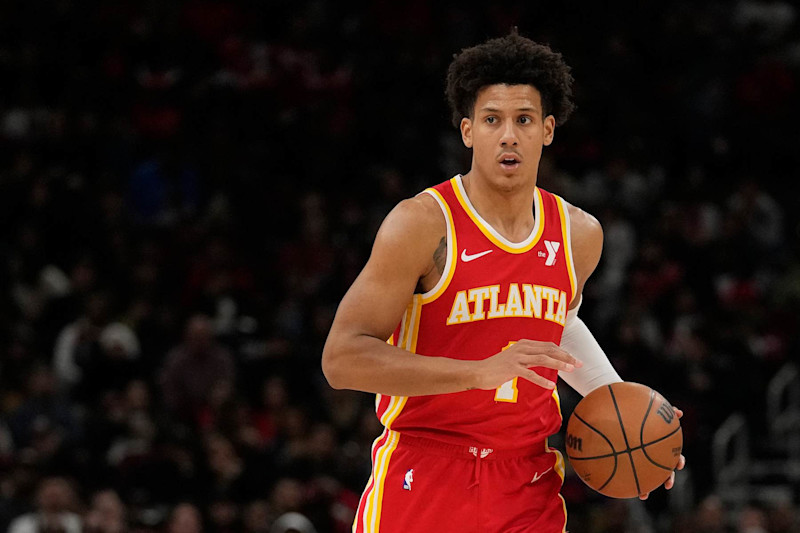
[565,382,685,499]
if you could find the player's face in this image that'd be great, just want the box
[460,84,555,191]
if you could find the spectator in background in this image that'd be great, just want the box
[681,494,729,533]
[159,314,236,424]
[250,376,291,448]
[269,511,317,533]
[208,497,240,532]
[52,291,114,395]
[0,418,14,459]
[165,503,203,533]
[737,504,768,533]
[180,234,257,335]
[127,145,200,227]
[767,501,798,533]
[51,289,143,404]
[7,477,82,533]
[80,321,142,401]
[7,364,80,471]
[726,178,784,253]
[242,500,271,533]
[83,489,128,533]
[200,433,253,503]
[268,478,306,521]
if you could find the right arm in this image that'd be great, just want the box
[322,194,580,397]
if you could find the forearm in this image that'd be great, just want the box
[558,306,622,397]
[322,333,478,396]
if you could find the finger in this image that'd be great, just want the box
[665,470,675,490]
[520,369,556,390]
[639,492,649,500]
[674,407,684,419]
[516,350,580,372]
[523,355,576,373]
[517,340,583,367]
[677,454,686,470]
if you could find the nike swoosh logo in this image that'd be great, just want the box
[461,249,493,262]
[530,467,552,484]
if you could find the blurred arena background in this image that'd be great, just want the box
[1,1,799,532]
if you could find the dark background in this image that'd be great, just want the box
[1,1,799,531]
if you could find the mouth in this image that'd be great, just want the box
[498,153,521,172]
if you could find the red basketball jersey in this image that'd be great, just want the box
[376,175,577,450]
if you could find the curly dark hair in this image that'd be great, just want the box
[445,31,576,128]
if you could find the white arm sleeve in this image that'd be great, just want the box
[558,299,622,397]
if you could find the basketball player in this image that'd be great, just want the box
[322,32,685,532]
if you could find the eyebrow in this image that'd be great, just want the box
[479,106,539,113]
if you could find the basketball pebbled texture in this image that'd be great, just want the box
[565,382,683,499]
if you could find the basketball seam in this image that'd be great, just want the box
[572,412,618,491]
[609,384,641,496]
[566,424,682,462]
[641,426,682,470]
[639,390,656,461]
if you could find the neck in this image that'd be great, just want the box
[460,171,537,242]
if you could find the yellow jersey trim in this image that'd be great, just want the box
[397,299,414,352]
[407,294,423,353]
[551,387,563,424]
[363,429,400,532]
[546,440,569,533]
[419,188,458,304]
[554,195,578,305]
[378,295,421,429]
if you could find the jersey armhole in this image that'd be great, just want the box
[554,195,578,305]
[418,188,458,303]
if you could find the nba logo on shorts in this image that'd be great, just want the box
[403,469,414,490]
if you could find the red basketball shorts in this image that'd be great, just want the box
[353,430,568,533]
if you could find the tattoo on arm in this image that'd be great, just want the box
[433,236,447,275]
[416,236,448,293]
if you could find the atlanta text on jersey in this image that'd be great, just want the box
[446,283,568,326]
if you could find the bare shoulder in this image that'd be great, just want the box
[564,201,604,282]
[369,192,446,279]
[566,202,603,247]
[323,192,447,376]
[376,193,445,247]
[389,193,445,230]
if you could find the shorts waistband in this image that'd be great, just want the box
[397,432,547,461]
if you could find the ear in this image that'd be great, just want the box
[543,115,555,146]
[460,117,473,148]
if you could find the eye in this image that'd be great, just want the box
[485,116,497,124]
[518,116,532,124]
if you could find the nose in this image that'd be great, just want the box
[499,121,518,146]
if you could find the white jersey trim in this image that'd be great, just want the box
[419,189,454,301]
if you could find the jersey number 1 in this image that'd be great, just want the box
[494,342,519,403]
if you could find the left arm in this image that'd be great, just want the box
[558,201,685,498]
[557,203,622,395]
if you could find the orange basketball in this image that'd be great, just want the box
[565,382,682,499]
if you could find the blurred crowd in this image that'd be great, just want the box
[1,0,799,531]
